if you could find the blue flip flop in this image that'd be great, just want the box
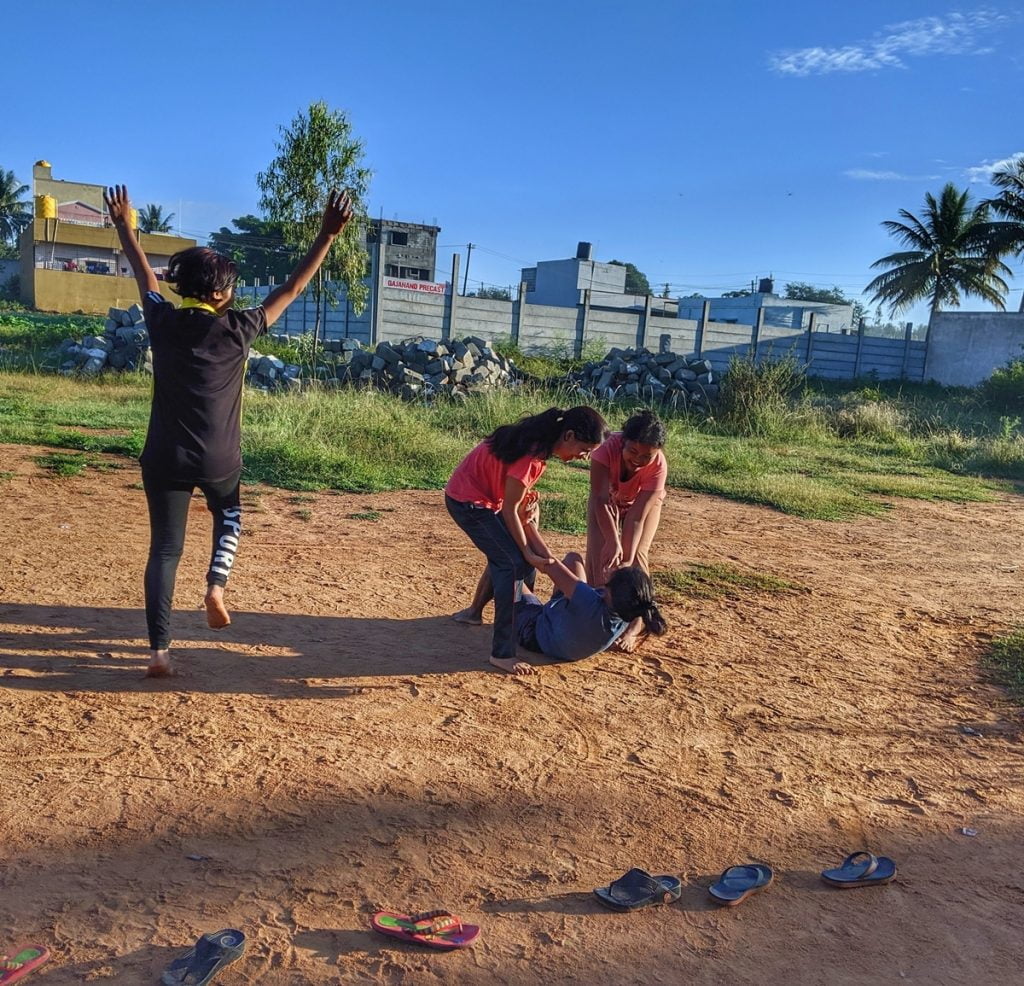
[708,863,774,906]
[161,929,245,985]
[821,851,897,888]
[594,868,682,911]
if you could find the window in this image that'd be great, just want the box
[385,264,400,277]
[389,230,408,246]
[399,266,428,280]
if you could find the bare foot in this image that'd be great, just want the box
[205,588,231,630]
[452,608,482,626]
[146,650,173,677]
[489,656,537,675]
[613,629,644,653]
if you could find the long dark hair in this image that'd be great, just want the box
[165,247,237,301]
[606,567,668,636]
[487,405,609,463]
[622,409,667,448]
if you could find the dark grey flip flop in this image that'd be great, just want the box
[708,863,774,906]
[594,868,682,910]
[821,851,897,888]
[161,929,245,985]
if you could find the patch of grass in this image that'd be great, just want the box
[34,451,120,477]
[654,563,798,602]
[348,510,382,521]
[0,470,14,482]
[294,508,313,522]
[287,494,316,505]
[987,628,1024,704]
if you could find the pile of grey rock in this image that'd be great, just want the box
[56,304,151,375]
[280,335,518,400]
[246,350,304,391]
[572,347,720,408]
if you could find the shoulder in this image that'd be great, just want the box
[568,582,603,609]
[143,291,173,317]
[226,305,267,332]
[507,453,545,483]
[591,432,622,466]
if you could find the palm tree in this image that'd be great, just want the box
[0,169,31,245]
[138,203,175,233]
[982,158,1024,311]
[866,182,1010,315]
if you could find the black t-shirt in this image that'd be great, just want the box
[140,292,266,482]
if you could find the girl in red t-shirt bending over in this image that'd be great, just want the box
[586,410,668,652]
[445,406,608,675]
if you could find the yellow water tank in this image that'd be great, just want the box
[35,194,57,219]
[130,207,139,229]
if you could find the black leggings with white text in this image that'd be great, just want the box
[142,469,242,650]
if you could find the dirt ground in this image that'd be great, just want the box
[1,442,1022,985]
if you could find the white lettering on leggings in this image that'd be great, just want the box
[210,507,242,578]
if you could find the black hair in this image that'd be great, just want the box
[486,405,609,463]
[165,247,237,302]
[622,409,667,448]
[606,567,668,637]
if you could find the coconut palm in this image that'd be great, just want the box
[866,182,1010,315]
[982,158,1024,311]
[138,203,175,233]
[0,169,31,245]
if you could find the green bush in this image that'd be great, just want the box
[716,355,810,438]
[982,357,1024,412]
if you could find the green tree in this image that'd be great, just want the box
[472,286,511,301]
[609,260,651,295]
[138,203,175,233]
[784,281,866,325]
[209,214,294,284]
[866,182,1010,314]
[0,169,31,246]
[257,101,371,351]
[982,158,1024,312]
[722,289,752,298]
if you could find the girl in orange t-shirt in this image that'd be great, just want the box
[445,405,608,675]
[586,410,668,652]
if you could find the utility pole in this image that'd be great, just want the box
[463,243,474,295]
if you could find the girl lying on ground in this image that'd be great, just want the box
[586,409,668,652]
[509,548,668,675]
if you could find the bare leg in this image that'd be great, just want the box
[562,551,587,581]
[453,567,493,625]
[613,616,645,653]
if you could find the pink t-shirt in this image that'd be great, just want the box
[590,432,667,509]
[445,441,547,510]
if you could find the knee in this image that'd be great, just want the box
[563,550,584,569]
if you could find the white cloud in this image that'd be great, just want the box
[964,151,1024,183]
[770,10,1011,76]
[844,169,941,181]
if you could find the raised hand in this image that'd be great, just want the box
[320,189,354,237]
[104,185,133,227]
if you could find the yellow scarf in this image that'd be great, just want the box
[180,297,220,315]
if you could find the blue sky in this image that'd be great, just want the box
[3,1,1022,323]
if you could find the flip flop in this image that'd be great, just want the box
[708,863,774,906]
[821,851,897,888]
[161,929,245,985]
[371,910,480,950]
[593,868,682,911]
[0,945,50,984]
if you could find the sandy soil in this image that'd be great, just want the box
[1,442,1022,985]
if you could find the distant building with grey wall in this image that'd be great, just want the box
[519,241,676,314]
[678,281,854,332]
[367,219,440,282]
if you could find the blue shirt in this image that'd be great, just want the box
[535,584,626,662]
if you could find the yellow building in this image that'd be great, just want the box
[20,161,195,313]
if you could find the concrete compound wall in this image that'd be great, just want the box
[243,279,924,382]
[925,311,1024,386]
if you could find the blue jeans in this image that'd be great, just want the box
[446,494,535,660]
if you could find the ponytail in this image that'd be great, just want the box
[606,567,668,636]
[487,405,609,463]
